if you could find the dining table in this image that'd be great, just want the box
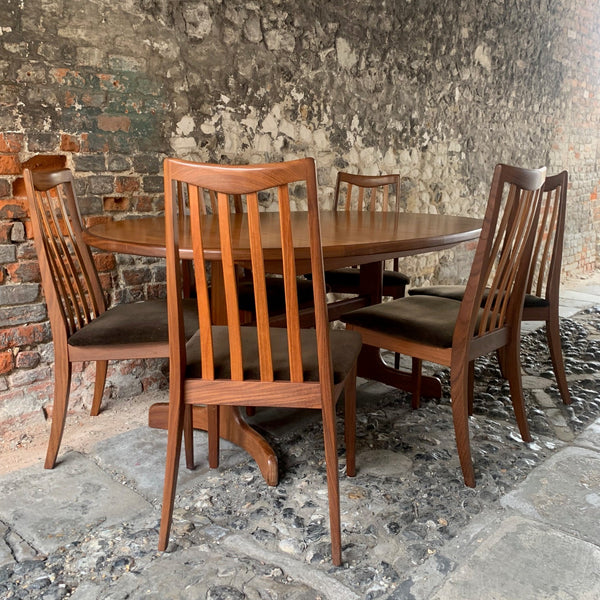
[83,210,482,486]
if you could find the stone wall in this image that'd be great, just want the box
[1,0,599,421]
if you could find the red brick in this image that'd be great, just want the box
[0,323,48,350]
[0,155,21,175]
[0,351,14,374]
[0,133,24,153]
[15,350,40,369]
[60,134,80,152]
[115,177,140,193]
[12,177,26,198]
[6,261,41,283]
[84,215,113,227]
[0,222,13,242]
[93,252,116,272]
[134,195,154,212]
[103,196,130,211]
[0,198,28,219]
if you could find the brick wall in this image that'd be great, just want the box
[1,0,599,422]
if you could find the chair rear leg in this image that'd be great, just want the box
[546,314,572,405]
[90,360,108,416]
[504,339,532,443]
[411,357,422,409]
[45,358,72,469]
[450,363,475,487]
[158,393,185,551]
[183,405,195,470]
[321,397,342,566]
[468,360,474,416]
[207,406,220,469]
[344,366,357,478]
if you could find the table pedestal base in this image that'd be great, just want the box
[357,346,443,398]
[148,404,279,487]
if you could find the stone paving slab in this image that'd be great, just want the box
[92,426,245,501]
[70,539,361,600]
[500,444,600,544]
[0,452,151,555]
[573,419,600,451]
[429,515,600,600]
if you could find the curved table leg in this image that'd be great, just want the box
[148,404,279,487]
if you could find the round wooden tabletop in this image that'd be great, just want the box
[83,211,482,267]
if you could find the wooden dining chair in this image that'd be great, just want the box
[158,156,362,566]
[325,172,410,298]
[24,168,199,469]
[408,171,571,405]
[341,164,547,487]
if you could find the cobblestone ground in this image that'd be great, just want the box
[1,307,599,599]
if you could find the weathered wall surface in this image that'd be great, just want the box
[1,0,599,421]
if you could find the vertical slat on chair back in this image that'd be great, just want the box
[334,172,401,213]
[457,164,547,341]
[164,157,333,388]
[525,171,568,301]
[24,168,106,339]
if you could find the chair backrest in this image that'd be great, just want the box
[334,172,401,212]
[164,157,334,389]
[456,164,547,346]
[525,171,568,303]
[24,168,106,342]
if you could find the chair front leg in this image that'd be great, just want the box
[344,365,357,478]
[450,359,475,488]
[546,312,572,405]
[503,338,532,444]
[321,395,342,566]
[45,357,72,469]
[158,388,186,551]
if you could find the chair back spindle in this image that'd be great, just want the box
[25,169,106,339]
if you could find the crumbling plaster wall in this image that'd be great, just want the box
[1,0,599,420]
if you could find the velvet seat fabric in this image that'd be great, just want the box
[68,299,199,347]
[325,267,410,290]
[237,276,317,314]
[186,326,362,384]
[408,285,550,309]
[340,295,482,348]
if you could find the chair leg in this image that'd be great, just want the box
[207,406,220,469]
[344,366,357,478]
[411,357,422,409]
[468,360,474,416]
[546,314,572,405]
[183,405,195,470]
[44,357,72,469]
[90,360,108,417]
[496,347,507,378]
[158,388,185,551]
[449,362,475,488]
[321,396,342,566]
[503,339,533,444]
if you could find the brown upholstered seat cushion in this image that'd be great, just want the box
[68,299,199,347]
[325,267,410,289]
[341,295,478,348]
[237,276,317,314]
[408,285,549,309]
[185,326,362,384]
